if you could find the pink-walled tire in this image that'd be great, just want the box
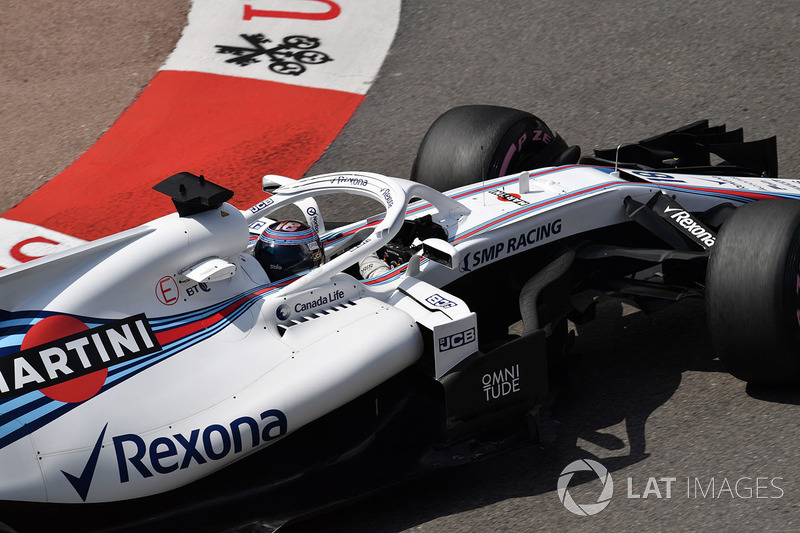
[706,199,800,384]
[410,105,571,191]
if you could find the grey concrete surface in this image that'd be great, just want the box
[0,1,190,213]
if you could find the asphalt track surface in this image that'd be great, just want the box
[3,1,800,532]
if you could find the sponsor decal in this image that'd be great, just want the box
[425,294,457,309]
[438,327,476,352]
[64,409,287,500]
[761,179,800,193]
[330,176,369,187]
[379,188,394,207]
[156,276,179,306]
[216,34,333,77]
[249,198,275,214]
[294,289,345,313]
[62,423,108,501]
[629,170,763,189]
[506,218,562,252]
[663,206,716,248]
[276,304,292,321]
[306,206,321,234]
[488,189,529,206]
[628,170,687,183]
[719,175,759,190]
[349,236,373,252]
[185,282,211,297]
[649,193,716,250]
[482,364,520,402]
[0,314,160,400]
[249,220,269,234]
[113,409,287,484]
[460,219,562,272]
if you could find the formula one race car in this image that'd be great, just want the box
[1,105,798,531]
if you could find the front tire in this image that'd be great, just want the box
[706,199,800,384]
[410,105,571,191]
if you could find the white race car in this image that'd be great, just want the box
[0,105,797,531]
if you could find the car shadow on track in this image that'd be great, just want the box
[552,297,725,460]
[278,298,728,533]
[745,383,800,405]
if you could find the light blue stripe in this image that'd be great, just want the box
[0,334,25,349]
[0,317,43,329]
[0,398,62,440]
[0,390,44,415]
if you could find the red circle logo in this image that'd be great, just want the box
[22,315,107,403]
[497,192,522,202]
[156,276,179,305]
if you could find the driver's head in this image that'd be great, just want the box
[254,220,325,281]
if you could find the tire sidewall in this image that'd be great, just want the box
[780,226,800,349]
[706,199,800,383]
[411,105,561,191]
[485,114,555,179]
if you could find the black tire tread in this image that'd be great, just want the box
[411,105,563,191]
[706,199,800,384]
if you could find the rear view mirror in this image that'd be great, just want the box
[422,238,460,269]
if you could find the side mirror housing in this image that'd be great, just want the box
[422,238,460,269]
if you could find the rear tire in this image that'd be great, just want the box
[410,105,570,191]
[706,199,800,384]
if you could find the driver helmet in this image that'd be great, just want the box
[254,220,325,281]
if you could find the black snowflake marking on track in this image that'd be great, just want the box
[215,34,333,76]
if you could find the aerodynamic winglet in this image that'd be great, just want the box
[153,172,234,217]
